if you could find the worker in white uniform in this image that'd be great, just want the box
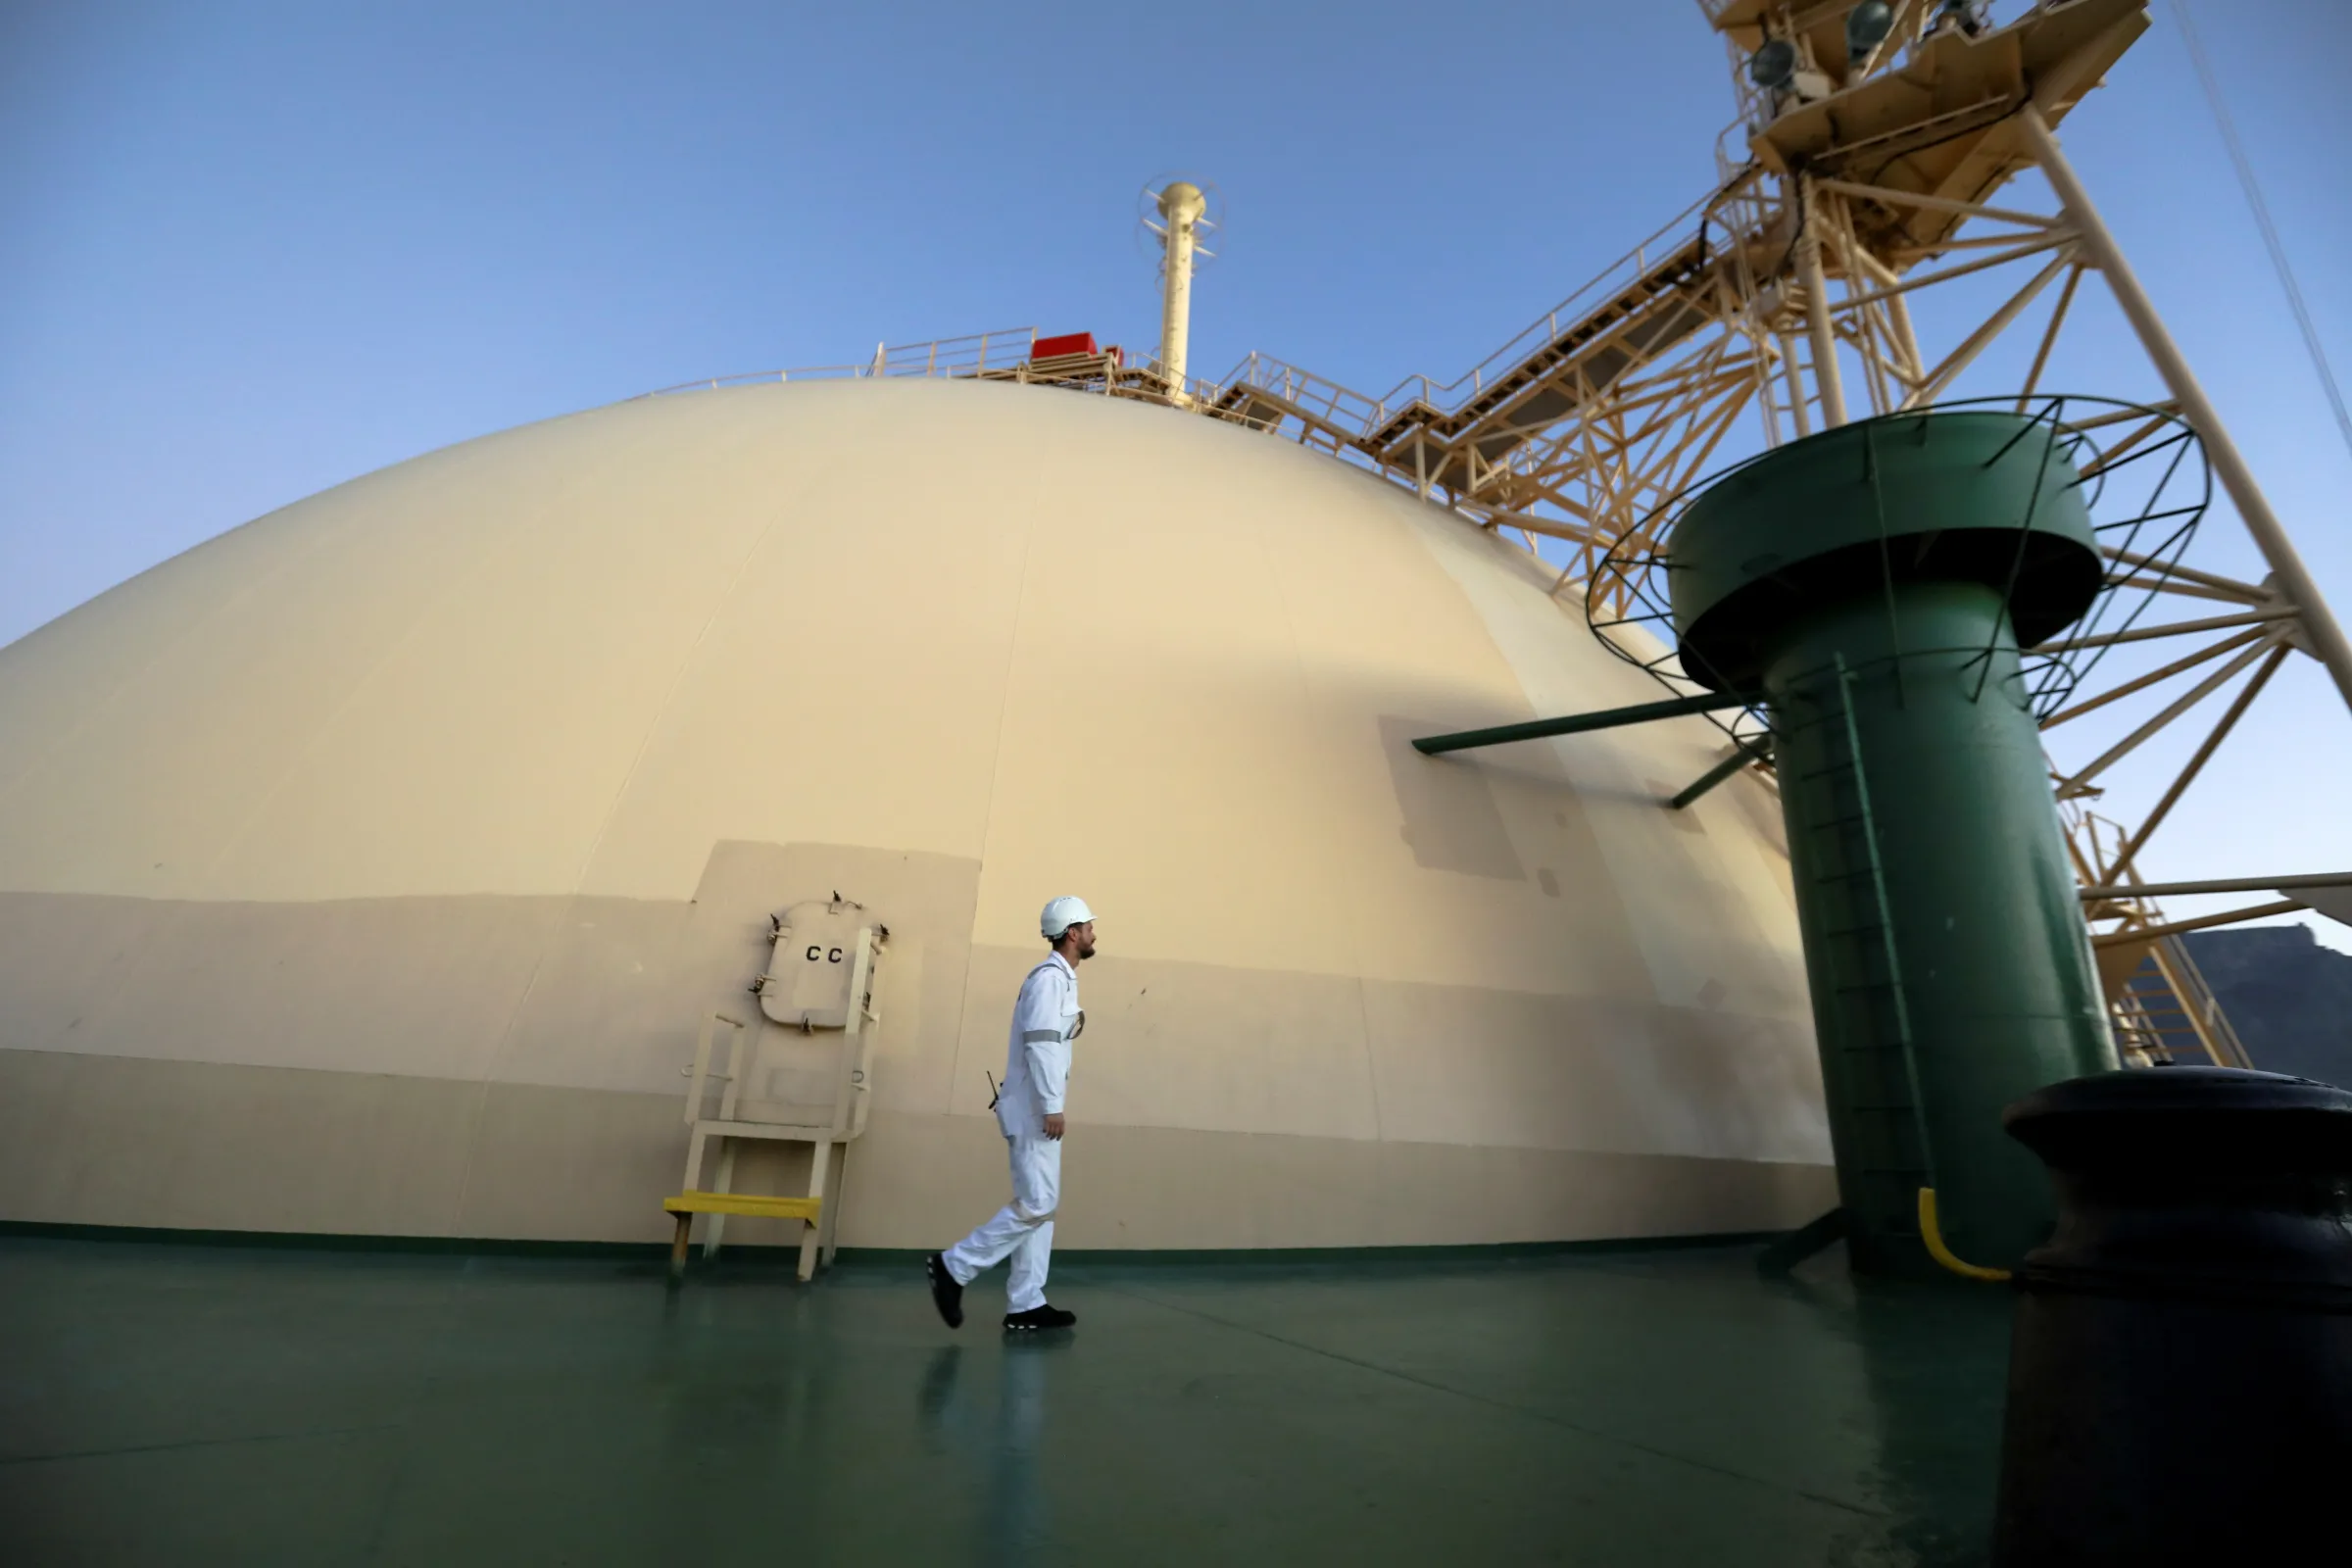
[927,896,1095,1332]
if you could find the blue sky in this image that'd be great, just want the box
[4,0,2348,946]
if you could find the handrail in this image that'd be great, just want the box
[1370,181,1728,416]
[1201,177,1743,449]
[633,328,1250,414]
[635,327,1040,398]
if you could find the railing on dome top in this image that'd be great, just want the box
[634,328,1044,396]
[631,327,1250,420]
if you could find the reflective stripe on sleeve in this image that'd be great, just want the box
[1021,1029,1061,1044]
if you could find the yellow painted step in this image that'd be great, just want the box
[662,1191,821,1222]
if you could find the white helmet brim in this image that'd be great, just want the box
[1041,896,1096,939]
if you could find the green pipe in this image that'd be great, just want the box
[1412,690,1747,755]
[1670,736,1772,808]
[1668,410,2114,1276]
[1761,586,2110,1273]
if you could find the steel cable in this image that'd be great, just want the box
[2173,0,2352,462]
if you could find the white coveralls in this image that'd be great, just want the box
[942,952,1080,1313]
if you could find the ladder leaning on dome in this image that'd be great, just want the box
[665,896,887,1285]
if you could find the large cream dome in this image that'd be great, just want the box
[0,376,1831,1249]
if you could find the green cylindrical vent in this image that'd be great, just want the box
[1669,412,2115,1274]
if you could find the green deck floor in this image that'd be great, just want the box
[0,1237,2014,1565]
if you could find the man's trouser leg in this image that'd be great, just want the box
[1004,1136,1059,1312]
[942,1134,1060,1310]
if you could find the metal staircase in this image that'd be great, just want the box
[2112,936,2253,1069]
[1206,208,1727,497]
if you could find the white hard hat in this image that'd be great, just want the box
[1040,896,1096,939]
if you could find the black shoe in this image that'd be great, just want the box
[925,1252,964,1329]
[1002,1303,1077,1332]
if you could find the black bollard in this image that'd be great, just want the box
[1991,1066,2352,1566]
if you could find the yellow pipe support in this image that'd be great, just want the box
[1918,1188,2014,1283]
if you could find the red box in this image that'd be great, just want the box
[1032,332,1099,359]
